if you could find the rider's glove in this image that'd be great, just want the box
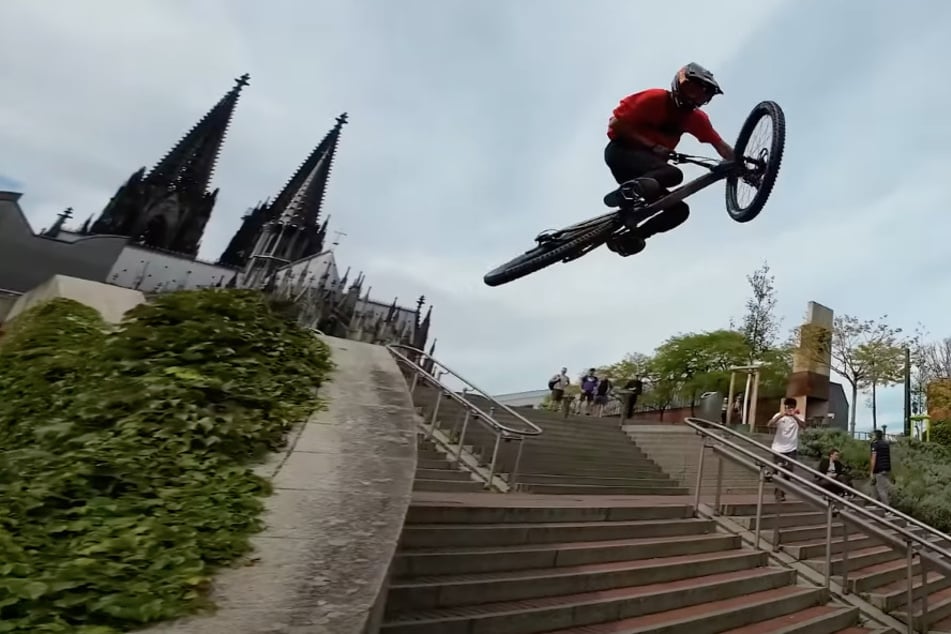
[652,144,671,158]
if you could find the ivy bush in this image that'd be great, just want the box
[0,290,333,633]
[799,427,871,474]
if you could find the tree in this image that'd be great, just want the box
[599,352,651,382]
[731,261,781,363]
[650,330,750,414]
[856,339,906,430]
[920,337,951,381]
[796,314,908,434]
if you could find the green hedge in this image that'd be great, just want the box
[799,428,951,534]
[0,291,333,633]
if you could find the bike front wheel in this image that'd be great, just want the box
[726,100,786,223]
[483,219,616,287]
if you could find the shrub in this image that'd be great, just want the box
[799,428,951,534]
[0,290,333,633]
[798,427,871,474]
[929,419,951,448]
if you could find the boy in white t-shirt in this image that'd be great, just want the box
[767,397,807,502]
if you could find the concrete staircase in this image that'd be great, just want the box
[414,386,686,495]
[414,435,485,493]
[721,499,951,632]
[623,425,767,496]
[380,495,887,634]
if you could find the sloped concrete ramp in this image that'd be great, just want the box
[144,336,418,634]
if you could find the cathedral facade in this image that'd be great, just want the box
[0,74,431,351]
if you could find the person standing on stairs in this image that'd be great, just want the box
[869,429,893,506]
[580,368,599,415]
[548,367,570,411]
[594,375,613,417]
[767,398,807,502]
[623,376,644,419]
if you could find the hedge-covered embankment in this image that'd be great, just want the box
[0,290,333,633]
[799,428,951,533]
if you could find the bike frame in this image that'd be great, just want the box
[619,153,740,226]
[548,154,744,239]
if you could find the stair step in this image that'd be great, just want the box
[412,479,485,493]
[388,548,768,612]
[380,567,797,634]
[393,533,741,577]
[863,569,951,611]
[405,503,694,525]
[399,518,715,549]
[805,545,900,575]
[892,583,951,629]
[736,511,828,530]
[781,534,879,560]
[716,603,857,633]
[522,585,824,634]
[414,468,473,481]
[520,483,687,496]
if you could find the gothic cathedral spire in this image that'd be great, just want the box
[219,113,347,270]
[91,73,249,258]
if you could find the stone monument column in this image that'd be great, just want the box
[786,301,834,423]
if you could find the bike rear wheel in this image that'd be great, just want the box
[483,218,616,287]
[726,100,786,223]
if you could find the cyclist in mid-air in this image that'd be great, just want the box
[604,63,736,256]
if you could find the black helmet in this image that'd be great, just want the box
[671,63,723,108]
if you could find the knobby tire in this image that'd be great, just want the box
[726,100,786,223]
[483,220,615,287]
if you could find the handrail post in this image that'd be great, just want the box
[510,438,525,492]
[921,552,930,634]
[841,519,850,594]
[455,411,471,461]
[693,438,707,510]
[754,468,766,550]
[409,371,420,397]
[713,454,724,515]
[824,499,834,588]
[906,541,915,634]
[486,433,502,489]
[426,390,444,440]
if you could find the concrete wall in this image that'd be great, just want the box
[144,336,418,634]
[107,245,236,292]
[0,192,128,293]
[5,275,146,324]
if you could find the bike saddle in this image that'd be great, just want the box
[602,177,662,208]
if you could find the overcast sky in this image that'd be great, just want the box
[2,0,949,431]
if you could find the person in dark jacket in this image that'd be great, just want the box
[816,448,852,497]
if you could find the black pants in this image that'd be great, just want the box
[624,393,639,419]
[604,139,689,236]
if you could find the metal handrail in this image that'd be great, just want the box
[687,417,951,546]
[387,345,541,490]
[685,417,951,634]
[387,344,542,436]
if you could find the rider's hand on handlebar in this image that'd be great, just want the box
[652,144,673,159]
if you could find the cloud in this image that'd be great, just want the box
[2,0,949,431]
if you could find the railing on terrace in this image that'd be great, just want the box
[386,344,543,490]
[685,416,951,634]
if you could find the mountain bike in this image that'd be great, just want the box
[483,100,786,287]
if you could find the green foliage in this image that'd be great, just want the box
[0,290,333,633]
[800,429,951,534]
[890,441,951,533]
[731,260,781,361]
[600,352,650,382]
[798,428,870,474]
[930,419,951,448]
[650,330,750,404]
